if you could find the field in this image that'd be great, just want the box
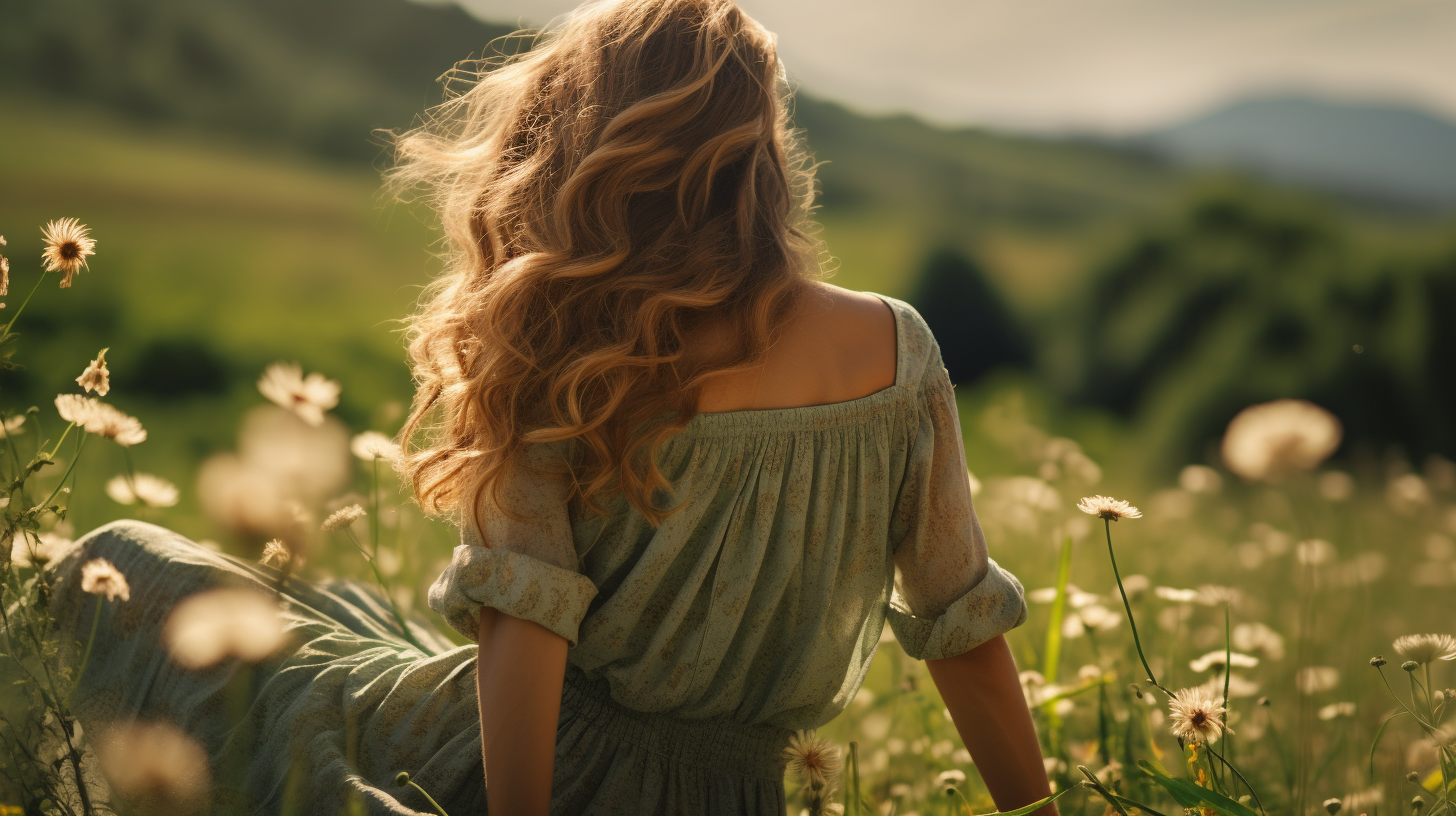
[2,91,1455,816]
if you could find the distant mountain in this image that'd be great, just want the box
[1140,96,1456,211]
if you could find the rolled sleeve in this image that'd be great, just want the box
[428,542,598,645]
[886,558,1027,660]
[886,355,1028,660]
[426,442,598,646]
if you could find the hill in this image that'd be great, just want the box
[1141,96,1456,211]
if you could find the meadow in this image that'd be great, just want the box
[2,52,1455,816]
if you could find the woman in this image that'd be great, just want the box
[55,0,1057,813]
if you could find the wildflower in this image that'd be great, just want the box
[1370,656,1388,668]
[321,504,366,533]
[75,348,110,396]
[1234,622,1287,660]
[1077,495,1142,521]
[783,730,841,792]
[0,253,8,296]
[40,218,97,287]
[1392,634,1456,665]
[0,415,24,437]
[937,769,966,796]
[1167,686,1230,744]
[95,720,210,809]
[1189,650,1260,672]
[260,539,292,569]
[1319,702,1357,720]
[80,558,131,602]
[351,431,402,462]
[55,394,147,445]
[257,362,340,427]
[1221,399,1342,481]
[1402,660,1420,673]
[1155,586,1200,603]
[1412,795,1426,813]
[1179,464,1223,495]
[10,532,71,568]
[162,588,286,670]
[1324,798,1343,815]
[1296,666,1341,695]
[105,473,179,508]
[1119,574,1151,596]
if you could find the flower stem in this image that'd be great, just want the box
[406,779,451,816]
[1102,519,1169,697]
[71,595,104,698]
[3,270,49,336]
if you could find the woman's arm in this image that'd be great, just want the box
[927,635,1058,816]
[477,606,569,816]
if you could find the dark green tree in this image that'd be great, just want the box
[908,248,1031,385]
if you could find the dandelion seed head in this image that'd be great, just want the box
[105,473,179,508]
[258,362,340,427]
[1076,494,1142,521]
[321,504,366,533]
[95,720,209,812]
[260,539,292,569]
[351,431,402,462]
[163,588,286,670]
[1221,399,1342,481]
[40,218,97,287]
[80,558,130,602]
[76,348,110,396]
[1393,634,1456,665]
[937,768,966,796]
[783,730,840,793]
[1168,686,1229,744]
[10,532,71,568]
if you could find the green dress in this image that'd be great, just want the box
[51,295,1027,815]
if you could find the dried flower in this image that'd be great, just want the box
[105,473,179,508]
[1076,495,1142,521]
[1221,399,1342,481]
[80,558,131,602]
[10,532,71,568]
[351,431,402,462]
[783,730,841,792]
[1318,702,1357,721]
[1168,686,1229,744]
[162,588,286,670]
[260,539,292,569]
[95,720,210,812]
[55,394,147,445]
[1393,634,1456,665]
[257,362,340,427]
[40,218,97,287]
[321,504,366,533]
[1296,666,1341,695]
[1189,650,1260,673]
[0,253,8,296]
[75,348,111,396]
[938,769,967,795]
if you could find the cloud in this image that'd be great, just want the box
[449,0,1456,133]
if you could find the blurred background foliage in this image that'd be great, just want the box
[1,0,1455,546]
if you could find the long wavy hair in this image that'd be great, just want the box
[391,0,821,532]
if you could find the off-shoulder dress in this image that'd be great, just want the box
[51,294,1027,815]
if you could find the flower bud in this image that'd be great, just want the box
[1370,656,1387,668]
[1412,795,1426,813]
[1407,771,1421,783]
[395,772,411,788]
[1324,797,1342,814]
[1402,660,1420,672]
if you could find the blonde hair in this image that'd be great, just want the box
[391,0,820,530]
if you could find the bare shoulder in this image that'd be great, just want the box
[768,282,897,399]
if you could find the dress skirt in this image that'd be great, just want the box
[48,520,792,815]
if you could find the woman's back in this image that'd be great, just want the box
[429,293,1028,731]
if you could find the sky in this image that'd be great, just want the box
[447,0,1456,135]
